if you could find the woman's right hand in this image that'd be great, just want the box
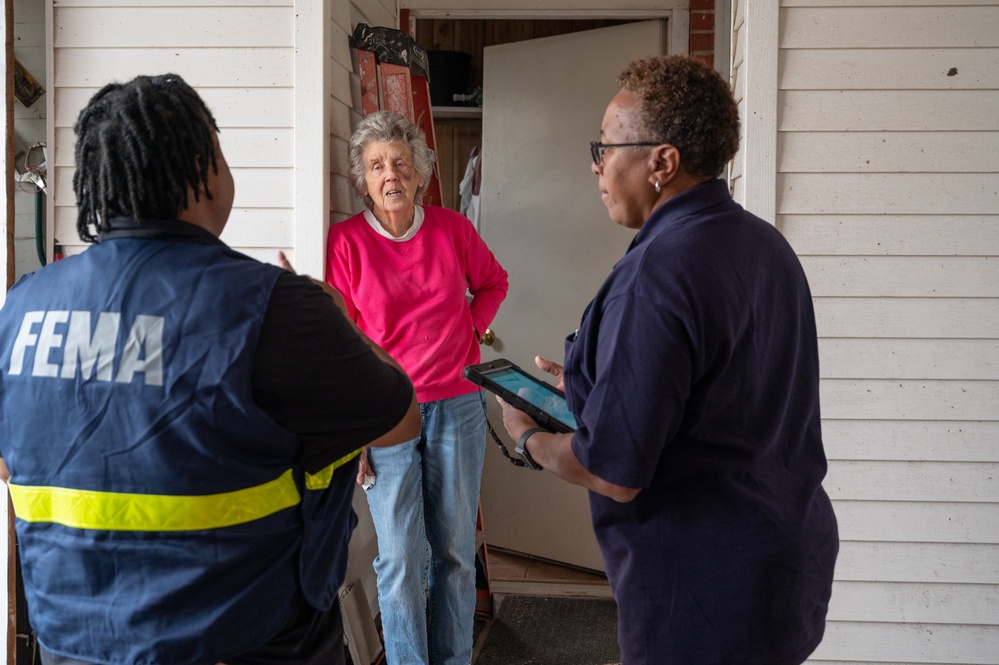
[535,355,565,393]
[277,251,350,316]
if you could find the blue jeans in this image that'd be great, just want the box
[365,391,487,665]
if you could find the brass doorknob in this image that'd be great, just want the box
[480,328,495,346]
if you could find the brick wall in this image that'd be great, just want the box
[689,0,716,68]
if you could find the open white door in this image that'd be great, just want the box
[478,21,666,571]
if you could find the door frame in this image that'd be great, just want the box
[400,3,736,115]
[401,6,689,56]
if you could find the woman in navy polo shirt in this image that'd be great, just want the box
[497,55,839,665]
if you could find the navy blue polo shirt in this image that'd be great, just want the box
[564,179,838,664]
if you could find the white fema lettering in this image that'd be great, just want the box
[8,311,164,386]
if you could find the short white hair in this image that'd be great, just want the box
[348,111,435,209]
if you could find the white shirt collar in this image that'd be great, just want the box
[363,205,424,242]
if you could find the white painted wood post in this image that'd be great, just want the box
[294,0,331,278]
[740,0,777,224]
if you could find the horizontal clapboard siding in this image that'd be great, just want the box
[813,623,999,663]
[54,0,289,6]
[780,5,999,49]
[825,460,998,501]
[800,255,998,297]
[823,420,999,461]
[781,48,999,90]
[50,167,295,210]
[51,127,295,169]
[779,90,999,131]
[52,2,296,261]
[778,132,999,173]
[53,7,293,47]
[834,501,999,543]
[779,173,998,215]
[828,580,999,624]
[782,215,999,255]
[52,49,294,88]
[776,2,999,663]
[819,339,999,380]
[782,0,999,5]
[813,298,999,338]
[820,379,996,421]
[53,88,295,131]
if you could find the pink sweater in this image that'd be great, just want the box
[326,206,508,403]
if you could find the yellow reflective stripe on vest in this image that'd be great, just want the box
[304,447,363,491]
[8,468,301,532]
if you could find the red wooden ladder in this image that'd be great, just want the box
[351,24,443,207]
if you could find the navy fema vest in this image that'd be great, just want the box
[0,228,356,664]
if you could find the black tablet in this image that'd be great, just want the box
[464,358,577,433]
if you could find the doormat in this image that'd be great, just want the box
[474,595,620,665]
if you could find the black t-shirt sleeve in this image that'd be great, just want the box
[252,273,414,474]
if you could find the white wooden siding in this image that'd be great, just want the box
[819,339,999,380]
[776,2,999,662]
[834,500,999,543]
[781,215,999,255]
[823,421,999,461]
[780,89,998,131]
[50,0,296,266]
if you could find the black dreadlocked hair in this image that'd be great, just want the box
[72,73,220,243]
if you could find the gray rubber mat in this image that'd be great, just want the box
[474,595,620,665]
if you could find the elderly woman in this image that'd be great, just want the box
[497,56,839,665]
[327,111,508,665]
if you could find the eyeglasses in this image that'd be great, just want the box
[589,142,659,166]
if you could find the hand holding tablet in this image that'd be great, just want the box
[463,358,577,433]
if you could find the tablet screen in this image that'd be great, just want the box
[487,366,578,430]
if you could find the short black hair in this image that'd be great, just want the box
[618,55,740,180]
[72,73,220,242]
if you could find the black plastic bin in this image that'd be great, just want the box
[428,50,472,106]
